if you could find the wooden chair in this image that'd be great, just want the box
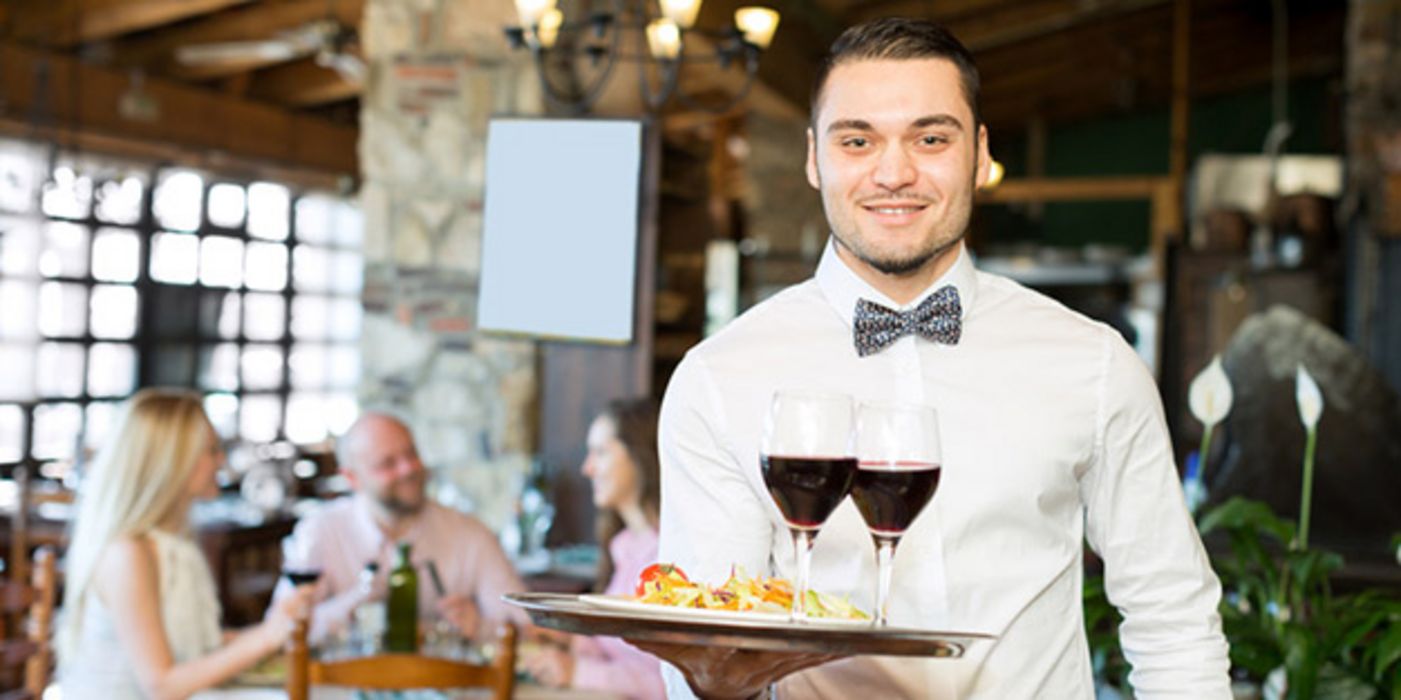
[7,467,72,587]
[286,619,517,700]
[0,546,57,700]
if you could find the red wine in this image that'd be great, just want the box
[761,455,856,530]
[850,461,941,537]
[283,568,323,586]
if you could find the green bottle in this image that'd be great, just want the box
[384,542,418,653]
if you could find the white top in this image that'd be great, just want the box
[657,240,1231,699]
[59,529,223,699]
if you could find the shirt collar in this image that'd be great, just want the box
[815,236,978,329]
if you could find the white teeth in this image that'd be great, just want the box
[871,206,919,214]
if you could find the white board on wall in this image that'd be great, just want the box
[478,118,644,343]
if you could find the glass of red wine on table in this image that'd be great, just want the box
[281,535,322,587]
[851,402,943,627]
[760,390,857,622]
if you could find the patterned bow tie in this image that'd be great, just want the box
[853,285,962,357]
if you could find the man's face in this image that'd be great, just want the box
[344,419,427,515]
[806,58,989,278]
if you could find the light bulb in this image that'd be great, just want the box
[734,7,779,49]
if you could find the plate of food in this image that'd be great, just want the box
[504,563,993,658]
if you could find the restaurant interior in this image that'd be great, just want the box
[0,0,1398,697]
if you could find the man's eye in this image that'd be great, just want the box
[920,135,948,146]
[842,137,869,148]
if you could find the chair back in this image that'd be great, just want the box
[8,467,73,586]
[286,618,517,700]
[0,547,57,700]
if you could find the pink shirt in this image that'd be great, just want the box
[275,494,528,642]
[570,527,665,700]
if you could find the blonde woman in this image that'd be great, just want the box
[57,389,313,699]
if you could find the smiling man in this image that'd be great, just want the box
[646,17,1230,700]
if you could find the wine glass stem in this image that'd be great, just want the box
[791,528,813,621]
[875,537,898,626]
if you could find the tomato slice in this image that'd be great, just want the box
[635,562,688,596]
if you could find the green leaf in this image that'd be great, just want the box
[1200,497,1296,543]
[1378,624,1401,678]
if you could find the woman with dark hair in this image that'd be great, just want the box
[522,398,664,699]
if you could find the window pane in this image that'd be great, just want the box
[0,280,38,340]
[332,250,363,294]
[0,217,40,276]
[36,343,84,398]
[248,182,289,240]
[244,293,286,341]
[39,222,89,279]
[83,402,120,450]
[199,291,241,340]
[325,392,358,435]
[32,403,82,460]
[293,245,330,292]
[90,285,139,339]
[329,298,362,341]
[285,393,328,444]
[93,175,145,225]
[204,393,239,439]
[241,344,284,391]
[208,183,246,228]
[150,232,199,284]
[198,343,240,392]
[290,296,328,339]
[328,345,360,387]
[294,194,333,244]
[199,236,243,288]
[92,228,141,282]
[152,344,195,386]
[87,343,137,397]
[41,166,93,219]
[0,405,24,462]
[153,170,203,232]
[334,200,364,249]
[289,344,328,389]
[239,394,281,443]
[38,282,87,337]
[0,344,36,401]
[0,142,41,214]
[245,241,288,291]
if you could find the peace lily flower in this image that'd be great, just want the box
[1185,356,1232,514]
[1294,364,1323,550]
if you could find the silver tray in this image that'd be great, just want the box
[504,593,992,657]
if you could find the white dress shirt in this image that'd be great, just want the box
[657,240,1230,699]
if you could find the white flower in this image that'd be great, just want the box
[1188,356,1233,427]
[1296,364,1323,430]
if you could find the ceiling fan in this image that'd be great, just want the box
[173,15,366,84]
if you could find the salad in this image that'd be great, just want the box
[632,563,869,621]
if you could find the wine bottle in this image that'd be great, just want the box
[383,542,418,653]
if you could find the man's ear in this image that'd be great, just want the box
[805,127,820,190]
[975,124,991,187]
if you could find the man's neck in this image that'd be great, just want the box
[363,497,418,540]
[834,240,962,306]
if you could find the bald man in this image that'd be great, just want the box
[270,412,527,645]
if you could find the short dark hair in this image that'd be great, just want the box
[811,17,981,127]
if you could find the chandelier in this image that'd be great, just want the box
[504,0,780,114]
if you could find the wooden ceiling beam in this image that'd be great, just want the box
[10,0,255,47]
[106,0,364,79]
[248,58,361,107]
[0,41,357,175]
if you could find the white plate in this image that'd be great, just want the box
[578,593,871,628]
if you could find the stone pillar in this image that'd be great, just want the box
[357,0,543,531]
[1344,0,1401,392]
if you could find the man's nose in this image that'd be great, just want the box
[872,144,917,191]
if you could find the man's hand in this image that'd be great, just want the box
[627,639,843,700]
[435,594,481,639]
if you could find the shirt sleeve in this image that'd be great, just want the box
[268,515,364,645]
[657,354,777,698]
[1081,333,1232,699]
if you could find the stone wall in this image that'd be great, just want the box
[357,0,543,532]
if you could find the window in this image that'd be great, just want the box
[0,139,363,477]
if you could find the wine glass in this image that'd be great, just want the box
[851,402,942,626]
[280,535,322,587]
[760,391,856,621]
